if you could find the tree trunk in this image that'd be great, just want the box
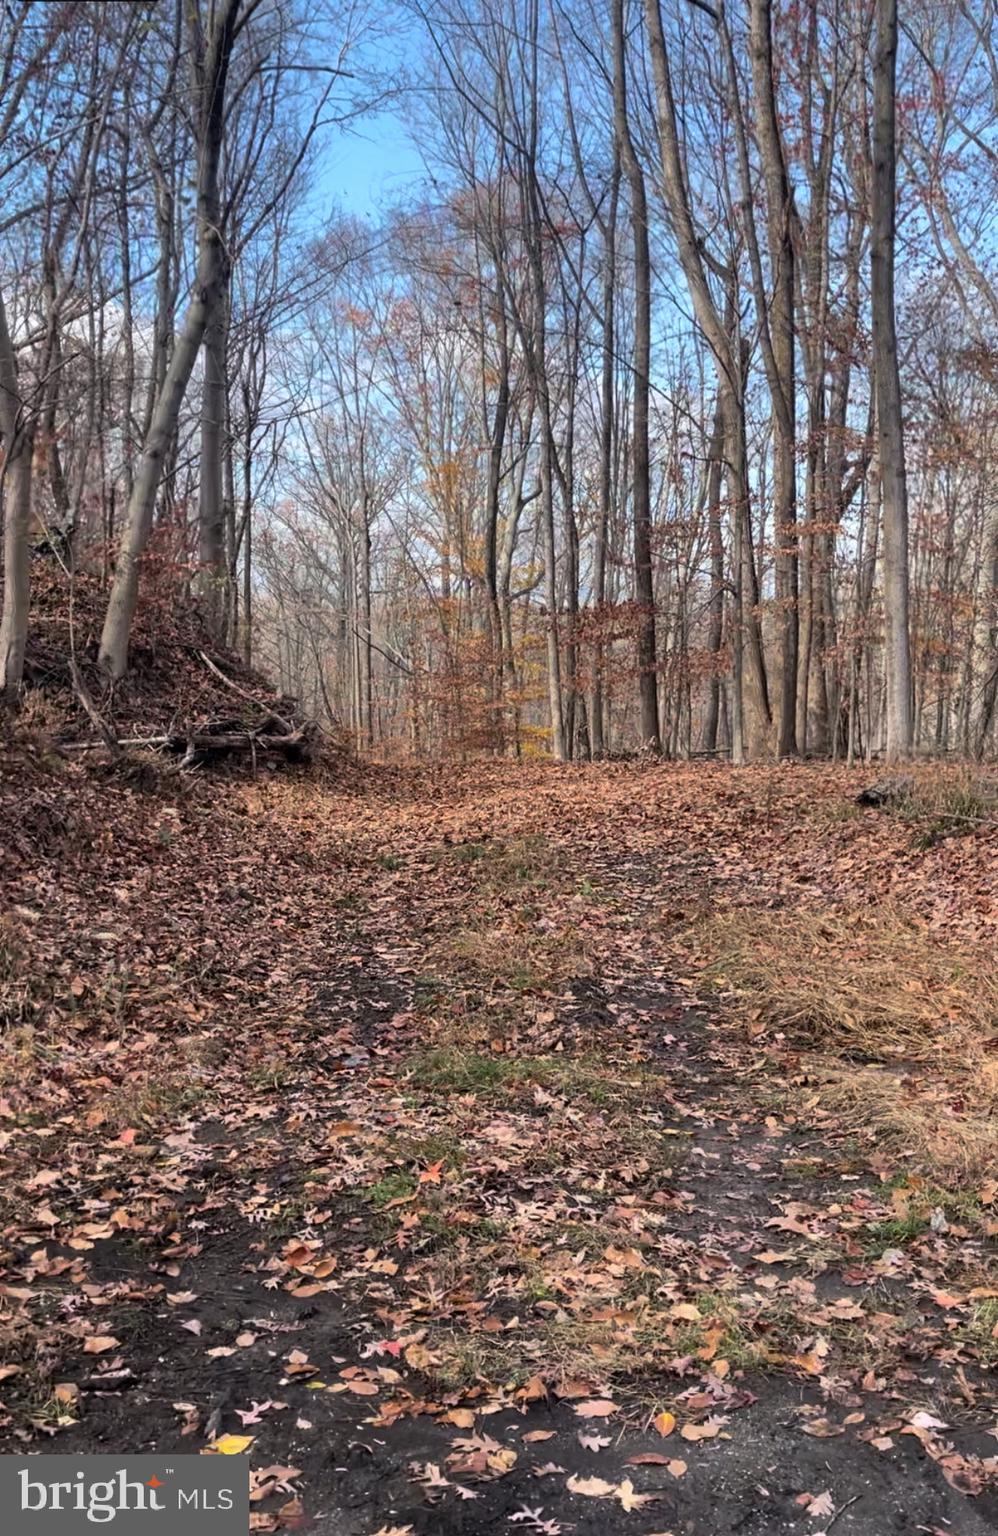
[0,288,33,695]
[701,394,726,752]
[99,0,241,678]
[973,497,998,757]
[749,0,798,755]
[613,0,661,753]
[644,0,770,752]
[198,291,229,635]
[871,0,914,758]
[590,155,620,760]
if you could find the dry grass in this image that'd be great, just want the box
[887,768,998,847]
[697,906,998,1059]
[697,905,998,1185]
[808,1059,998,1186]
[435,920,592,993]
[420,834,593,1020]
[422,1299,770,1400]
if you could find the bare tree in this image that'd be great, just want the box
[99,0,245,677]
[871,0,914,758]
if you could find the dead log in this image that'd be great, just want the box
[855,775,915,807]
[63,722,314,763]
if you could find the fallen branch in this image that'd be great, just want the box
[62,723,313,761]
[195,649,295,735]
[68,659,120,758]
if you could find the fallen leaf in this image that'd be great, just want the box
[616,1479,657,1512]
[441,1408,476,1428]
[680,1417,726,1442]
[574,1399,617,1419]
[566,1474,616,1498]
[214,1434,254,1455]
[82,1336,120,1354]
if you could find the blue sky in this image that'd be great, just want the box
[321,110,426,220]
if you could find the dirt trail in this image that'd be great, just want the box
[2,764,996,1534]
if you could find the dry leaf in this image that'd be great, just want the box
[574,1399,617,1419]
[566,1474,616,1498]
[616,1479,658,1512]
[214,1434,254,1455]
[679,1416,725,1443]
[82,1336,120,1354]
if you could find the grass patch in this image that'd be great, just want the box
[431,835,565,894]
[390,1129,469,1169]
[246,1054,294,1090]
[405,1046,660,1107]
[890,772,998,848]
[864,1212,930,1254]
[434,920,591,994]
[814,1062,998,1187]
[368,1170,419,1207]
[697,906,997,1060]
[697,906,998,1186]
[407,1049,527,1094]
[0,922,39,1034]
[957,1299,998,1367]
[419,1294,769,1399]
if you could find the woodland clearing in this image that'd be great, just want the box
[1,743,997,1535]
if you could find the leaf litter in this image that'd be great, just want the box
[1,754,997,1531]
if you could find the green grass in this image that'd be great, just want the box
[864,1212,930,1253]
[407,1049,524,1094]
[246,1058,293,1091]
[367,1170,419,1208]
[404,1046,658,1107]
[867,1181,988,1250]
[390,1129,468,1169]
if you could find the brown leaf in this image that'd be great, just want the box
[574,1399,617,1419]
[566,1474,616,1498]
[82,1336,120,1354]
[616,1479,658,1512]
[680,1416,726,1442]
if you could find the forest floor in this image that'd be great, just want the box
[2,747,998,1535]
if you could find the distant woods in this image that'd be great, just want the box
[1,0,997,764]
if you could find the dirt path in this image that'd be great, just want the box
[2,764,996,1534]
